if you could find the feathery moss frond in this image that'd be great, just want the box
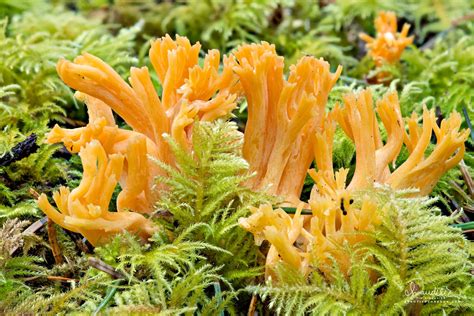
[156,120,268,286]
[0,219,46,310]
[16,231,235,314]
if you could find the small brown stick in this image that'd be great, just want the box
[463,205,474,214]
[23,216,48,236]
[30,189,93,255]
[29,188,40,199]
[248,294,258,316]
[47,275,78,282]
[450,203,471,223]
[451,12,474,27]
[47,218,63,265]
[23,275,78,282]
[32,187,63,264]
[459,160,474,197]
[88,257,125,279]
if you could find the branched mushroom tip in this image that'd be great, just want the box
[360,11,414,81]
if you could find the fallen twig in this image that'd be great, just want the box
[0,134,39,167]
[29,188,40,199]
[47,275,78,282]
[58,115,87,127]
[23,275,78,282]
[449,201,471,223]
[47,218,64,265]
[459,160,474,197]
[449,181,472,206]
[23,216,47,235]
[452,12,474,27]
[88,257,125,280]
[248,294,257,316]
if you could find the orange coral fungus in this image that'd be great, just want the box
[328,89,469,195]
[308,186,381,276]
[388,108,469,195]
[331,89,404,189]
[359,11,414,67]
[38,35,240,243]
[241,133,381,278]
[233,42,342,205]
[46,35,239,207]
[240,89,469,279]
[53,35,239,158]
[239,203,306,276]
[239,191,380,277]
[37,140,157,246]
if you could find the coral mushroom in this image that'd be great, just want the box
[52,35,239,160]
[330,89,469,195]
[388,107,469,195]
[240,89,469,279]
[46,34,239,207]
[331,89,404,189]
[239,192,381,278]
[360,11,413,82]
[233,42,342,204]
[360,11,414,67]
[38,35,240,243]
[38,140,157,246]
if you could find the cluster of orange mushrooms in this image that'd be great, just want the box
[38,12,469,279]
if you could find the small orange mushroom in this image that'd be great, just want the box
[388,108,469,195]
[331,89,404,189]
[308,191,381,276]
[239,203,306,277]
[360,11,414,82]
[45,35,239,211]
